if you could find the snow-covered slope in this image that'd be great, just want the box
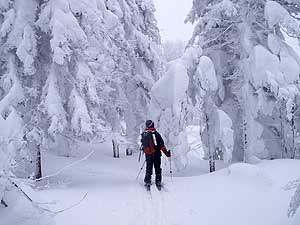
[7,142,298,225]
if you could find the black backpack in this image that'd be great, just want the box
[141,131,156,155]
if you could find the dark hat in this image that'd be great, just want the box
[145,120,154,128]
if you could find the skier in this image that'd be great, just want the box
[141,120,171,190]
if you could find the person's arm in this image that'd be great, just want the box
[156,132,171,157]
[140,133,144,148]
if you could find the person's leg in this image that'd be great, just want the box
[144,154,154,185]
[154,154,162,185]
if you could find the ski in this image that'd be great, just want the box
[157,183,169,192]
[145,184,151,192]
[156,183,162,191]
[143,184,153,199]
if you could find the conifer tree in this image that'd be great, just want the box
[186,0,300,161]
[0,0,162,175]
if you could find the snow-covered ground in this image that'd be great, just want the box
[16,142,297,225]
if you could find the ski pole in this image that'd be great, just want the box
[138,145,143,162]
[136,160,146,180]
[169,151,173,182]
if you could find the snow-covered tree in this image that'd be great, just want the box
[0,0,161,221]
[181,46,234,171]
[149,47,200,170]
[0,138,10,207]
[186,0,300,162]
[162,40,185,62]
[0,8,163,214]
[0,0,42,178]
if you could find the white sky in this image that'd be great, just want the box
[152,0,194,42]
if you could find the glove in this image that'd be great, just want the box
[164,150,171,158]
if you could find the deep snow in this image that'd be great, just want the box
[16,141,298,225]
[3,141,299,225]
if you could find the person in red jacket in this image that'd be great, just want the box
[141,120,171,190]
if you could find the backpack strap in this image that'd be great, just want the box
[152,131,157,146]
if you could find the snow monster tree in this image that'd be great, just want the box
[186,0,300,162]
[0,0,162,179]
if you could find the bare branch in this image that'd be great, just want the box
[53,192,88,215]
[202,23,235,48]
[284,178,300,190]
[8,175,89,215]
[34,150,95,182]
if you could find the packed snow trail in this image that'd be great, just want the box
[38,142,300,225]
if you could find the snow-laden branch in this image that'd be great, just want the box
[8,168,89,215]
[53,192,88,215]
[9,176,88,215]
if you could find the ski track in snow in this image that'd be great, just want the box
[129,182,181,225]
[132,183,154,225]
[156,188,171,225]
[132,183,170,225]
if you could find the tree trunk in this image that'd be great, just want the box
[35,144,42,179]
[126,147,133,156]
[243,119,248,162]
[291,104,296,159]
[279,105,287,158]
[112,139,120,158]
[206,114,215,173]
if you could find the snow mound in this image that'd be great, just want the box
[151,48,192,115]
[250,45,280,89]
[217,110,233,163]
[265,1,300,35]
[265,0,289,28]
[196,56,218,92]
[1,188,54,225]
[228,163,273,185]
[250,44,299,102]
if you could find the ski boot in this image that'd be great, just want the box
[156,182,162,191]
[144,182,151,191]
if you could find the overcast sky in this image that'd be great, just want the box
[152,0,194,42]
